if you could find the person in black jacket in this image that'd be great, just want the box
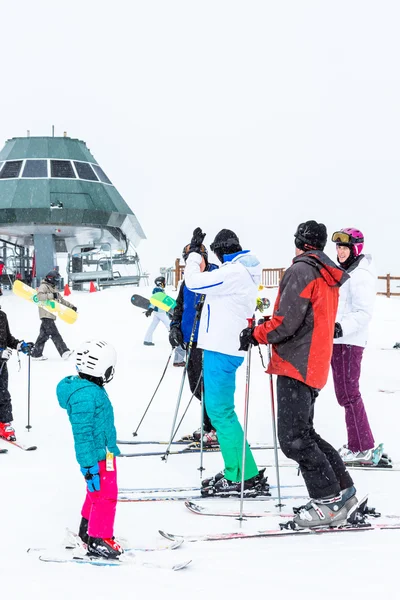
[0,308,34,441]
[169,243,218,443]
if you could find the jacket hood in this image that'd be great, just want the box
[294,250,349,288]
[57,375,95,409]
[231,251,261,286]
[355,254,375,277]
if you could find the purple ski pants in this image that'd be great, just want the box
[331,344,374,452]
[81,458,118,539]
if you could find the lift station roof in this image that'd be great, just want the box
[0,136,146,251]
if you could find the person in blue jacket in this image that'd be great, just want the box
[143,275,185,365]
[169,242,218,442]
[56,340,122,560]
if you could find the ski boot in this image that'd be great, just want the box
[201,470,225,489]
[203,430,218,446]
[290,492,351,529]
[201,468,269,498]
[87,537,123,560]
[78,517,89,545]
[0,422,16,441]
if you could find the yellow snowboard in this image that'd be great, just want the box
[13,280,78,325]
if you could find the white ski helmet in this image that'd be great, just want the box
[75,340,117,383]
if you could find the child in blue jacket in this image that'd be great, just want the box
[56,340,122,560]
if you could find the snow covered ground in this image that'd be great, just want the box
[1,284,399,599]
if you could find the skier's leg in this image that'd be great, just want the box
[30,319,51,358]
[277,375,341,499]
[47,320,69,356]
[187,345,212,431]
[203,350,258,482]
[86,458,118,539]
[0,363,13,423]
[173,345,185,365]
[331,344,374,452]
[144,312,159,343]
[158,311,171,331]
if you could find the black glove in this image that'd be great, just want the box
[238,327,259,351]
[71,306,77,312]
[145,308,154,318]
[169,325,184,349]
[334,322,343,339]
[186,227,206,256]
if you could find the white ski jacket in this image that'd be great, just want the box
[184,250,261,357]
[334,254,376,348]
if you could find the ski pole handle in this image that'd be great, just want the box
[246,317,255,328]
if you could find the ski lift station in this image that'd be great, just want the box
[0,134,146,289]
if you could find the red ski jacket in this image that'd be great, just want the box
[253,250,349,390]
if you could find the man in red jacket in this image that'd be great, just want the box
[240,221,358,529]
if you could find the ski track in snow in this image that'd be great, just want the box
[1,286,400,599]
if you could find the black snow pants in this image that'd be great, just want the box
[0,362,12,422]
[31,319,69,358]
[187,343,213,433]
[277,375,353,499]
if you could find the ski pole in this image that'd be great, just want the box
[267,343,283,508]
[238,317,255,525]
[171,370,202,440]
[26,352,32,431]
[162,295,205,461]
[198,354,205,477]
[132,349,173,437]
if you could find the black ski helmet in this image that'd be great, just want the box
[210,229,242,262]
[294,221,327,251]
[44,270,60,285]
[154,276,166,288]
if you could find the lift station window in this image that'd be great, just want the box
[74,161,99,181]
[92,164,112,184]
[22,160,48,178]
[0,160,23,179]
[51,160,76,178]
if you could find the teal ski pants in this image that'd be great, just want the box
[203,350,259,482]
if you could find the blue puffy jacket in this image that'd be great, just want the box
[56,376,120,467]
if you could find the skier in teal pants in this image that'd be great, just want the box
[184,227,269,497]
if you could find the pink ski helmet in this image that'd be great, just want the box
[332,227,364,256]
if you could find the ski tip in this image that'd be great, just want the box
[185,501,202,513]
[158,530,178,541]
[170,538,184,550]
[25,446,38,451]
[172,559,192,571]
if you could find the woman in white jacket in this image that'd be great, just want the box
[331,228,377,464]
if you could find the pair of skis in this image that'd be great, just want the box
[158,496,400,542]
[30,529,191,570]
[159,520,400,543]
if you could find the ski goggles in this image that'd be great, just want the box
[331,231,364,245]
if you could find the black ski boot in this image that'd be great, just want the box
[78,517,89,544]
[87,536,123,560]
[201,470,225,489]
[202,469,270,498]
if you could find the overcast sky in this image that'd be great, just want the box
[0,1,399,284]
